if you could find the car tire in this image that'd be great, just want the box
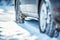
[46,21,56,37]
[39,0,59,37]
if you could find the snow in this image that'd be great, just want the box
[0,21,38,40]
[0,9,4,14]
[0,6,59,40]
[0,8,15,21]
[0,8,38,40]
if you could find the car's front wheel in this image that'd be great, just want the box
[39,0,47,33]
[39,0,59,37]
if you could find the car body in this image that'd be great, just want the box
[15,0,39,20]
[14,0,40,23]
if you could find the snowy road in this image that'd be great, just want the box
[0,6,60,40]
[0,21,37,40]
[0,20,59,40]
[18,20,59,40]
[0,7,37,40]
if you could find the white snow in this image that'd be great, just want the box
[0,8,15,21]
[0,21,37,40]
[0,8,38,40]
[0,9,5,14]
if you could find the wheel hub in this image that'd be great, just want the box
[40,3,47,32]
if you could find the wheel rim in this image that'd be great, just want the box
[40,3,47,32]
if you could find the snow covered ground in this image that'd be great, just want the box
[0,6,38,40]
[18,20,60,40]
[0,21,37,40]
[0,6,15,22]
[0,6,60,40]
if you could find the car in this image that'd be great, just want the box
[14,0,60,37]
